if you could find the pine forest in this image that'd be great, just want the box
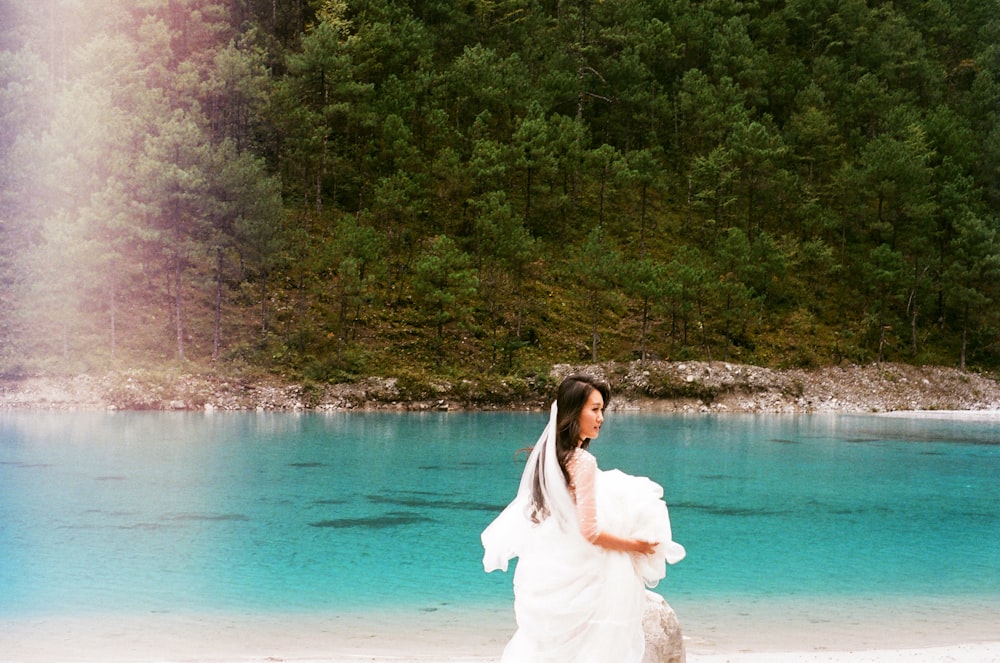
[1,0,999,388]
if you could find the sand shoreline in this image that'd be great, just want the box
[4,603,999,663]
[4,640,999,663]
[307,644,1000,663]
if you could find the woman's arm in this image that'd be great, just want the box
[593,531,658,555]
[570,451,658,555]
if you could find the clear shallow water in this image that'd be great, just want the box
[1,411,998,623]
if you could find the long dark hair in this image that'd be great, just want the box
[527,374,611,523]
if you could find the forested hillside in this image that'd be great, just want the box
[2,0,999,385]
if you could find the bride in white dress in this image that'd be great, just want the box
[482,374,685,663]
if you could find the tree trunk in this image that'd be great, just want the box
[878,322,887,365]
[316,169,323,215]
[697,298,712,365]
[723,293,731,363]
[515,268,524,338]
[171,194,186,362]
[960,305,968,371]
[337,289,349,362]
[640,295,650,363]
[109,277,117,361]
[590,291,599,363]
[260,270,269,333]
[213,247,223,361]
[639,182,648,258]
[174,249,185,361]
[524,166,533,229]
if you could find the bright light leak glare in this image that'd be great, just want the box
[11,0,220,365]
[11,0,132,360]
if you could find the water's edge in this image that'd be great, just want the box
[3,361,1000,414]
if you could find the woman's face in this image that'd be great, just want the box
[576,388,605,445]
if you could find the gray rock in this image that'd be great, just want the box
[642,590,685,663]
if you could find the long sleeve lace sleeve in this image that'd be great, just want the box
[568,450,601,543]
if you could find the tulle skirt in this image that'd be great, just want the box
[482,470,685,663]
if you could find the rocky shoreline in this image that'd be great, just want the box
[2,361,1000,413]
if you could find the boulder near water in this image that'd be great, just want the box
[642,590,686,663]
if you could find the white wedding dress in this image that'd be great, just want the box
[482,404,685,663]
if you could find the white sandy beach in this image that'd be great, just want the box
[318,646,998,662]
[6,572,997,663]
[294,644,1000,663]
[3,604,999,663]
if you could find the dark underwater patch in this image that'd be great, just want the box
[672,501,786,517]
[163,513,250,522]
[288,462,327,468]
[120,522,179,531]
[367,494,504,512]
[308,512,436,528]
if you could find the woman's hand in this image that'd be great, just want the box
[631,539,658,555]
[592,531,659,555]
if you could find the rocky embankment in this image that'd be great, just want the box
[2,361,1000,413]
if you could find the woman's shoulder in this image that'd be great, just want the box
[568,447,597,467]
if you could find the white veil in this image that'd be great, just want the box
[482,401,575,572]
[516,401,577,530]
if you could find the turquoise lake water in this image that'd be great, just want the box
[1,410,998,627]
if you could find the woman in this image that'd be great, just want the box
[482,374,685,663]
